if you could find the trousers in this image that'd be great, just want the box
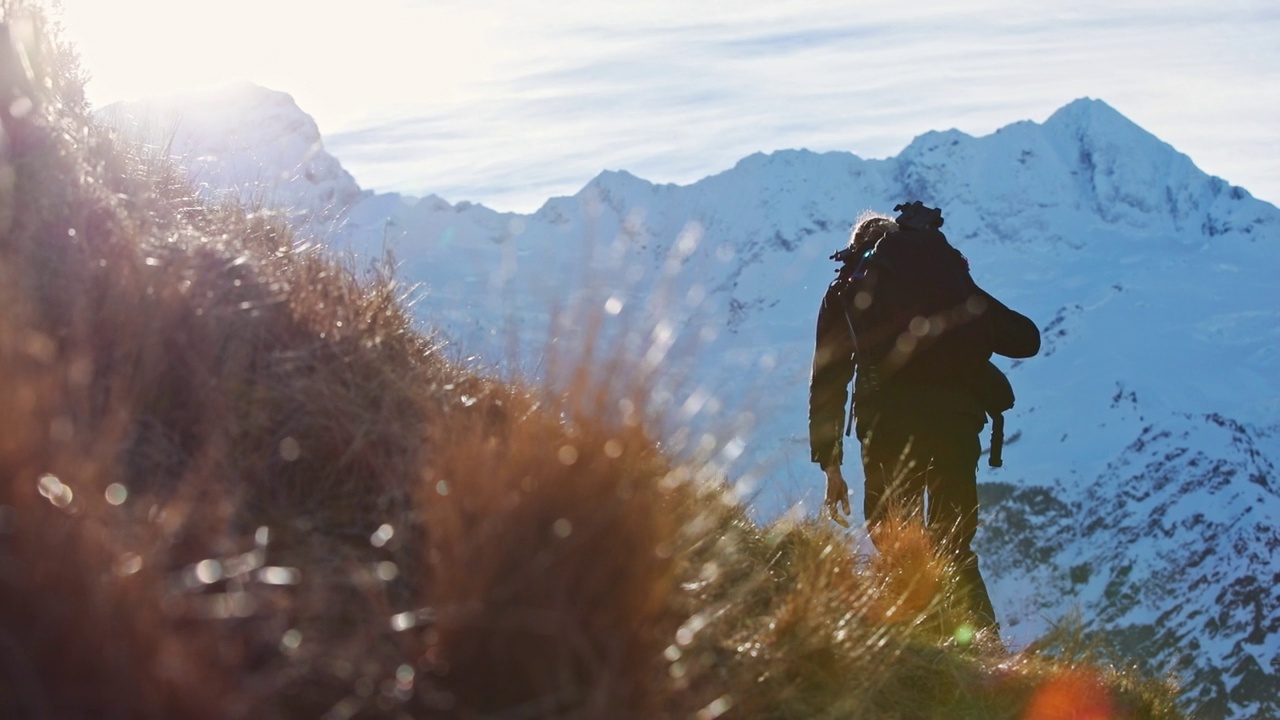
[859,411,997,629]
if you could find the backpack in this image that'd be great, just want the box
[830,201,1015,467]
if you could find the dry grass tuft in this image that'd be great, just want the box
[864,508,953,627]
[0,6,1185,719]
[417,378,680,717]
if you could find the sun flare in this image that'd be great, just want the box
[57,0,497,129]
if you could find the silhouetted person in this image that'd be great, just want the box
[809,205,1040,631]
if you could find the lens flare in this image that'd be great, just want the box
[1024,670,1116,720]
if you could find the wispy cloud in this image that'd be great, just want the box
[65,0,1277,211]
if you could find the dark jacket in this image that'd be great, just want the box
[808,281,1039,469]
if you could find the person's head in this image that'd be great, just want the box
[849,212,898,253]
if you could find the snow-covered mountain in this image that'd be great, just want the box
[105,87,1279,720]
[102,82,366,226]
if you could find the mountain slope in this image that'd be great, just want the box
[113,88,1280,720]
[102,82,366,225]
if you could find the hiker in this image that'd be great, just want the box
[808,203,1040,631]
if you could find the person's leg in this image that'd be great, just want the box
[922,430,998,629]
[861,418,926,547]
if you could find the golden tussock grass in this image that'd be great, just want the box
[0,6,1184,718]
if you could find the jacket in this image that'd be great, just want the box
[808,280,1039,469]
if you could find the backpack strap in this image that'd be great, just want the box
[975,361,1014,468]
[829,247,879,437]
[988,412,1005,468]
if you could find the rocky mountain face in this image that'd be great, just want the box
[109,87,1280,720]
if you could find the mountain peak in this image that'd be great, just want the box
[1043,97,1150,141]
[901,127,974,153]
[1053,96,1121,117]
[189,80,298,108]
[101,82,365,230]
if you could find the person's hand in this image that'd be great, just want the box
[823,465,851,527]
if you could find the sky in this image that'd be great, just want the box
[56,0,1280,213]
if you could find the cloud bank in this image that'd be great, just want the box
[63,0,1280,211]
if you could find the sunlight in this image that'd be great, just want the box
[57,0,500,128]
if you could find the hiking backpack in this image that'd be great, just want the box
[830,201,1015,467]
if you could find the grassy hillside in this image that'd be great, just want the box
[0,6,1182,718]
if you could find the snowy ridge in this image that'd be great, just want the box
[127,87,1278,720]
[101,82,365,226]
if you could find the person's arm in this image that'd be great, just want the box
[809,285,857,526]
[809,286,857,468]
[981,289,1040,359]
